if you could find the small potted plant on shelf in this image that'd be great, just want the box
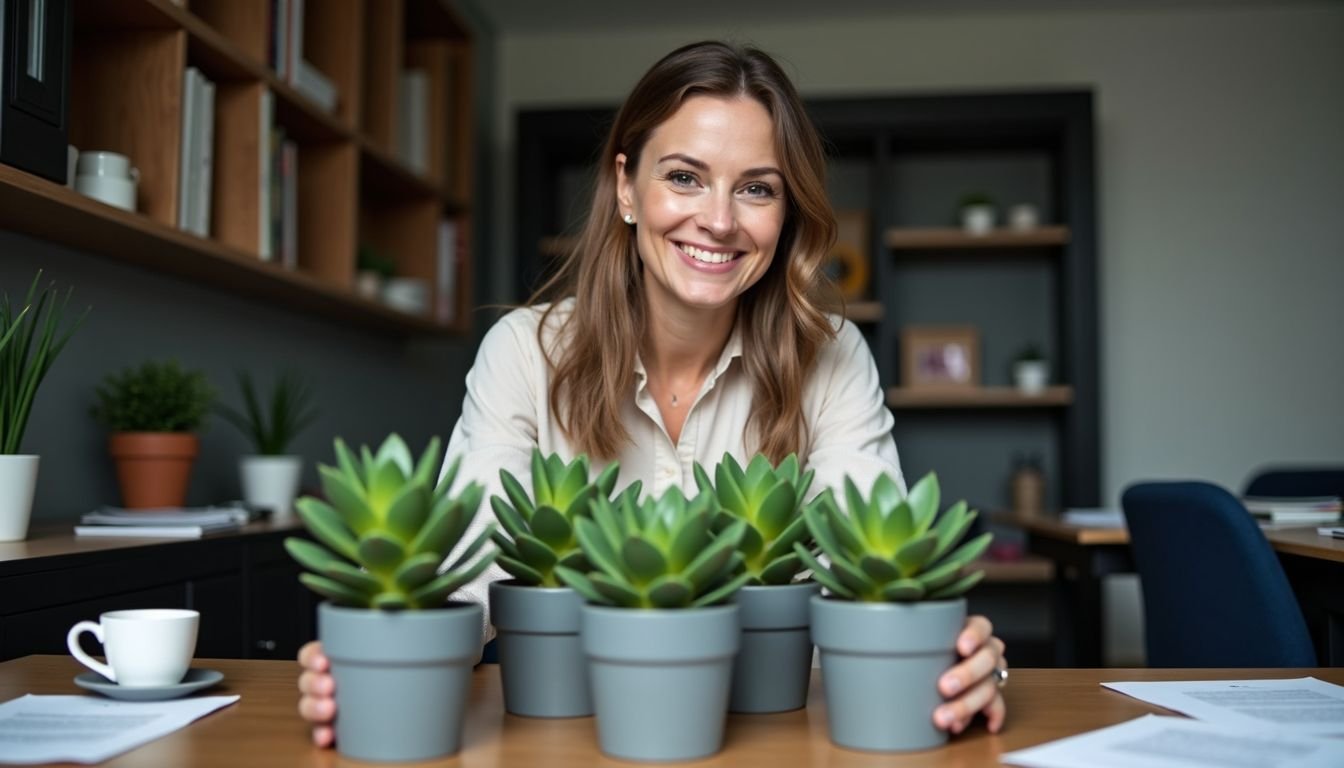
[488,449,638,718]
[957,192,997,235]
[557,487,751,762]
[217,370,319,519]
[797,472,992,752]
[1012,343,1049,395]
[0,272,87,541]
[90,359,214,509]
[355,244,396,301]
[694,452,819,714]
[284,434,498,763]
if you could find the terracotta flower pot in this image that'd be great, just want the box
[109,433,199,509]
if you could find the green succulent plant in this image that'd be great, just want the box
[284,434,499,610]
[796,472,991,602]
[556,487,752,609]
[490,449,640,587]
[693,453,815,585]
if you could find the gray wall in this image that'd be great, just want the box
[1,231,475,521]
[486,1,1344,664]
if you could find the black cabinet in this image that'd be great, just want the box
[0,0,72,182]
[0,525,317,661]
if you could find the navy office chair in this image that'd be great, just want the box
[1120,481,1317,667]
[1243,466,1344,499]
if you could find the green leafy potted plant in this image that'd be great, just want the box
[487,449,637,718]
[285,434,498,762]
[557,487,750,762]
[0,272,86,541]
[90,360,213,509]
[1012,343,1049,395]
[957,192,996,235]
[217,370,319,518]
[797,472,992,752]
[694,452,819,714]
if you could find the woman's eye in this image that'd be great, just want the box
[668,171,697,186]
[743,182,775,198]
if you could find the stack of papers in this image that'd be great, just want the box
[0,694,237,764]
[1242,496,1342,525]
[1061,508,1126,528]
[1003,677,1344,768]
[74,505,251,539]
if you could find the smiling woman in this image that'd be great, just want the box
[297,40,1009,749]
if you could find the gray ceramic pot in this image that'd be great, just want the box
[582,603,740,762]
[729,582,820,713]
[811,595,965,752]
[320,601,481,762]
[489,580,590,717]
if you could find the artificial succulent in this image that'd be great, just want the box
[796,472,991,602]
[285,434,498,610]
[490,449,640,587]
[694,452,815,585]
[556,486,751,609]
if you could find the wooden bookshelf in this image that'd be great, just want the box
[4,0,476,336]
[886,386,1074,409]
[884,225,1070,250]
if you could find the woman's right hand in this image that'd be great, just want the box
[297,641,337,747]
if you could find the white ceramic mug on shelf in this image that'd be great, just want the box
[66,608,199,686]
[74,150,139,211]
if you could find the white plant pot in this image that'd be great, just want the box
[1014,361,1050,394]
[0,455,40,542]
[960,204,996,235]
[239,455,303,519]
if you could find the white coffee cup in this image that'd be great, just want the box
[67,608,199,687]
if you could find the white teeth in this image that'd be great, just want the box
[681,243,737,264]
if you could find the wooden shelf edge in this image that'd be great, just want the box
[359,138,440,199]
[0,165,456,338]
[886,385,1074,409]
[884,225,1070,250]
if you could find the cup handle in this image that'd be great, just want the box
[67,621,116,682]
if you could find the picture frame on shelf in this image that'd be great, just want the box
[825,209,870,301]
[901,325,980,389]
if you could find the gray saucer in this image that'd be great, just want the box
[74,668,224,701]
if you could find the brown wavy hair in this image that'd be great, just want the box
[531,40,838,463]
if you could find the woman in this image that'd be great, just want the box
[299,40,1007,745]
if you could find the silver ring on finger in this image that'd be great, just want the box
[993,665,1009,689]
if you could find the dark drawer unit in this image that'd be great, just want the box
[0,522,317,662]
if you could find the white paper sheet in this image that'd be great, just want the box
[1001,714,1344,768]
[0,694,239,765]
[1102,677,1344,736]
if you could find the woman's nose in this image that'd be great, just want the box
[696,189,737,238]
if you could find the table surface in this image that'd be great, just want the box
[4,655,1342,767]
[1006,511,1344,563]
[0,520,304,564]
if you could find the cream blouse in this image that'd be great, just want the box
[443,300,904,644]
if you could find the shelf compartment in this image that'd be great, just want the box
[886,386,1074,409]
[360,0,404,155]
[884,226,1070,250]
[298,142,359,286]
[68,25,186,229]
[189,0,269,67]
[0,164,450,336]
[302,0,363,130]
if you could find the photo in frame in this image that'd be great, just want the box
[824,209,870,301]
[901,326,981,389]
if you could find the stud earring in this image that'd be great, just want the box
[623,213,635,225]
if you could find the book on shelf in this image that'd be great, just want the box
[75,523,240,539]
[294,59,338,113]
[177,67,198,231]
[436,218,458,324]
[280,139,298,269]
[258,89,275,261]
[75,505,251,538]
[1242,496,1342,524]
[194,74,216,237]
[397,69,430,174]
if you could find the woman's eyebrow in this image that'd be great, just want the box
[656,153,782,178]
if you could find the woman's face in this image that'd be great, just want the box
[616,95,787,316]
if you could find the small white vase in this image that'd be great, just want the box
[1014,361,1050,394]
[240,455,303,519]
[0,455,40,542]
[960,204,996,235]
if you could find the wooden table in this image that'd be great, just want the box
[1007,512,1344,666]
[3,655,1342,767]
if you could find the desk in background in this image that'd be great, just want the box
[3,655,1342,767]
[1007,511,1344,667]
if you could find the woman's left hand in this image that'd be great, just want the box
[933,615,1007,734]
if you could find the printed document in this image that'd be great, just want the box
[1001,714,1344,768]
[0,694,238,764]
[1103,677,1344,736]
